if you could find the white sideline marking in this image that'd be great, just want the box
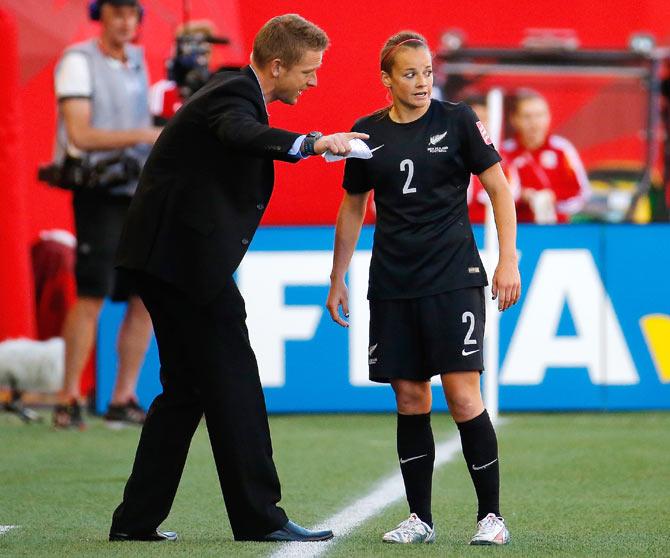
[269,434,462,558]
[0,526,17,536]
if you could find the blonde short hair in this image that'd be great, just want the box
[252,14,329,69]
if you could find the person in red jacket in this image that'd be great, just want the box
[501,88,590,223]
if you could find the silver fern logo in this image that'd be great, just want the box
[429,131,447,145]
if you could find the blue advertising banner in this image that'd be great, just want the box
[96,224,670,413]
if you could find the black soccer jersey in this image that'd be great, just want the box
[343,99,501,300]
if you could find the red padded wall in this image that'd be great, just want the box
[0,8,35,339]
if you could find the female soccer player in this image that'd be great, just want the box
[326,31,520,545]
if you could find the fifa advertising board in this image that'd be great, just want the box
[97,225,670,412]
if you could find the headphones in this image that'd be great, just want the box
[88,1,144,22]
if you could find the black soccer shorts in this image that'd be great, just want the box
[368,287,486,383]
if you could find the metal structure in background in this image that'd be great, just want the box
[435,34,670,222]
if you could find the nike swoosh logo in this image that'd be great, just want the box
[462,349,480,356]
[472,458,498,471]
[370,144,385,153]
[399,454,428,464]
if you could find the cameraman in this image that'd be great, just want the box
[149,20,219,124]
[52,0,161,429]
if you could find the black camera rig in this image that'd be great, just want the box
[167,31,229,100]
[38,152,141,191]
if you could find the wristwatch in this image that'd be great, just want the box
[301,131,323,157]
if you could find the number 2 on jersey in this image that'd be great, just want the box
[400,159,416,194]
[462,311,477,345]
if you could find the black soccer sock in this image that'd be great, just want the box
[456,409,500,521]
[396,412,435,527]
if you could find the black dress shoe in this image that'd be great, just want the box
[109,529,178,542]
[263,520,333,542]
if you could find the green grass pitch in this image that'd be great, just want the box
[1,411,669,557]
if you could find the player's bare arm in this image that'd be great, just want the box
[479,162,521,312]
[326,191,369,327]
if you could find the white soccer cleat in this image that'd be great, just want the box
[382,513,435,544]
[469,513,510,545]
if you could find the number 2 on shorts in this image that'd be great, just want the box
[400,159,416,194]
[462,311,477,345]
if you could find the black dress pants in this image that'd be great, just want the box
[110,272,288,540]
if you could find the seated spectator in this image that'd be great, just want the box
[502,88,590,223]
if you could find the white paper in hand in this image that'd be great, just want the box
[323,138,374,162]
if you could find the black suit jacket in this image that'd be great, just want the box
[116,66,302,304]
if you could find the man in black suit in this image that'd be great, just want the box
[108,14,368,543]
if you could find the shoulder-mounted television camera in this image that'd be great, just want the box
[167,31,229,99]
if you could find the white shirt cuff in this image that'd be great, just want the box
[288,135,307,158]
